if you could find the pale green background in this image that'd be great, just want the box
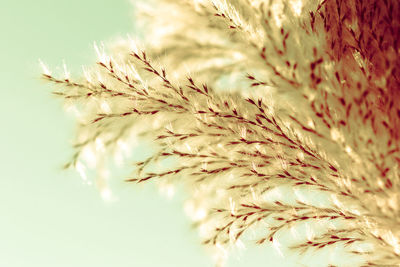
[1,1,315,266]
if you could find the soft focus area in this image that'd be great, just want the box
[1,1,214,266]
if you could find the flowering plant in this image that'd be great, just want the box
[44,0,400,266]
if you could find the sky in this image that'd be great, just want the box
[0,1,326,266]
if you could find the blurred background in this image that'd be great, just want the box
[1,1,304,266]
